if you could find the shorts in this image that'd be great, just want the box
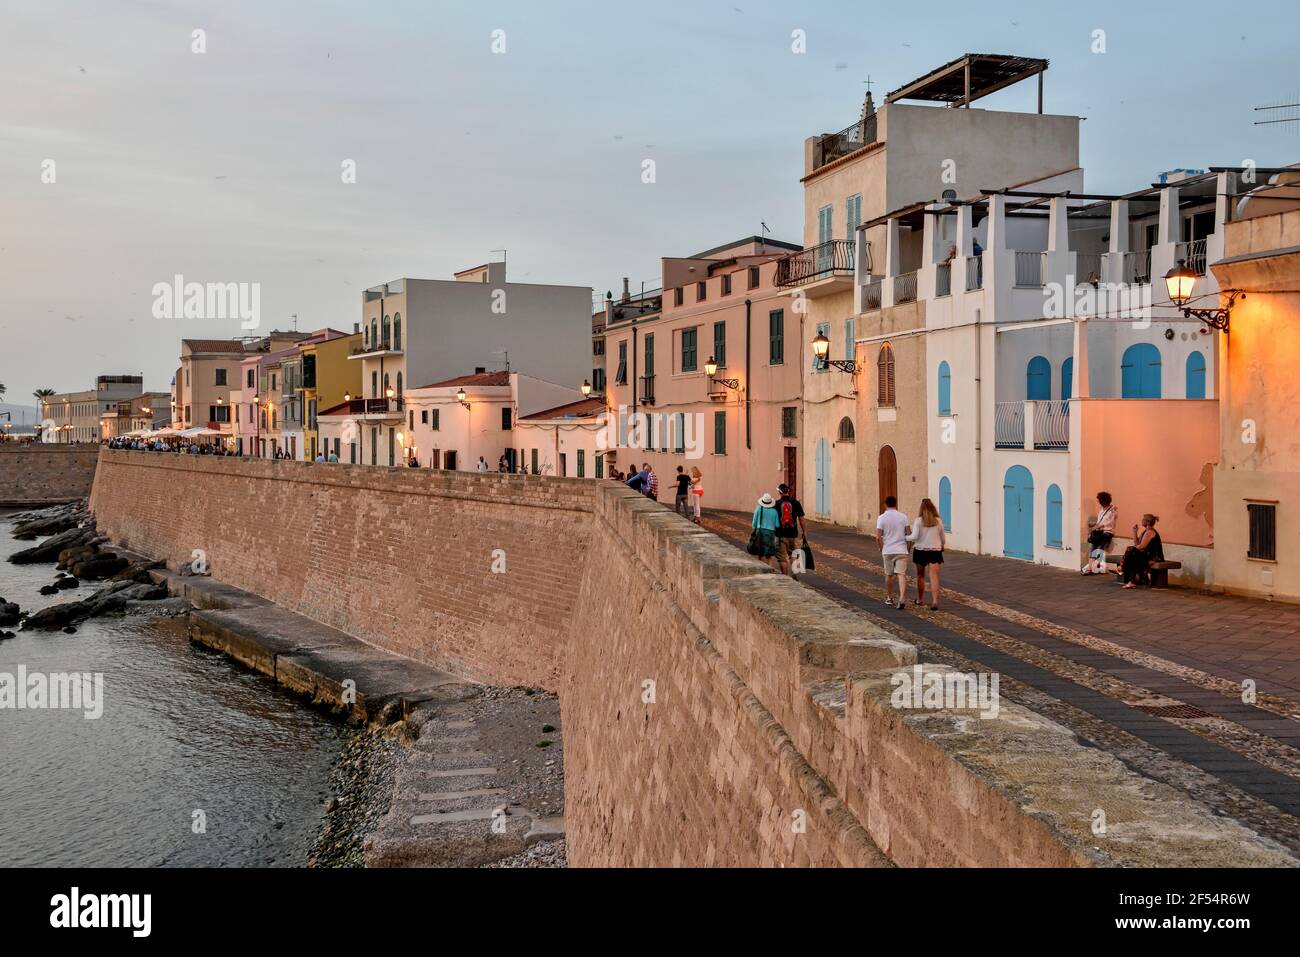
[776,535,800,562]
[882,553,909,576]
[913,549,944,567]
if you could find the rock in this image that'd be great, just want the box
[9,526,95,564]
[10,504,88,539]
[57,544,99,569]
[122,597,190,617]
[53,576,81,591]
[70,556,128,580]
[0,631,15,641]
[0,601,22,626]
[22,580,167,630]
[62,625,77,634]
[109,559,163,583]
[39,584,59,596]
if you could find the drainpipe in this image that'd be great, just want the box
[974,309,983,553]
[744,298,752,449]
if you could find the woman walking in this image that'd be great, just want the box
[1082,491,1117,575]
[1121,514,1164,588]
[690,466,703,523]
[750,492,780,569]
[907,498,947,610]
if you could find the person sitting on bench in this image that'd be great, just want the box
[1120,514,1164,589]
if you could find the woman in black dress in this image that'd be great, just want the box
[1120,514,1163,588]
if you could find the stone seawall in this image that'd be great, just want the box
[0,445,100,505]
[89,449,1297,867]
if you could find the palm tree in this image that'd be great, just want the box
[0,383,6,399]
[33,388,54,404]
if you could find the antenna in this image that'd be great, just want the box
[289,313,298,331]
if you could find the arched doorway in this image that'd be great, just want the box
[878,445,897,515]
[1003,465,1034,560]
[814,438,830,516]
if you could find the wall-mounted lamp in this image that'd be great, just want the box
[1164,259,1243,333]
[456,387,471,410]
[580,379,592,397]
[704,356,740,390]
[812,333,856,374]
[343,392,351,402]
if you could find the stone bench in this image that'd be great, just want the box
[1104,555,1182,588]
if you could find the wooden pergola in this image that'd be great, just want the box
[885,53,1049,112]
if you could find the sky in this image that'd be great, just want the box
[1,0,1296,405]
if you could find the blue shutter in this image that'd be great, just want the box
[1061,357,1074,400]
[938,360,952,416]
[939,476,952,531]
[1026,356,1051,400]
[1186,352,1206,399]
[1121,343,1162,398]
[1046,484,1063,548]
[844,318,856,360]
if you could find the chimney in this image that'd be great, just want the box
[475,366,486,374]
[621,277,631,302]
[353,322,360,333]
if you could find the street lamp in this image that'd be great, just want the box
[704,355,740,391]
[580,379,592,397]
[811,332,856,374]
[456,387,470,410]
[1163,259,1242,333]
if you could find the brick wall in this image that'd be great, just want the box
[0,445,100,505]
[89,449,1296,867]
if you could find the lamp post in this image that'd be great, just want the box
[811,332,857,374]
[580,379,592,397]
[1164,259,1243,333]
[704,355,740,391]
[456,387,471,410]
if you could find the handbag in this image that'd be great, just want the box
[800,537,815,571]
[746,529,764,556]
[1087,529,1112,549]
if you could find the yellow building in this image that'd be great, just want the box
[301,330,362,461]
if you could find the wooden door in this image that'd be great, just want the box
[784,446,797,498]
[878,445,897,515]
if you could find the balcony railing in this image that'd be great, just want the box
[894,271,918,304]
[1176,239,1207,276]
[813,114,879,171]
[775,239,855,288]
[638,375,655,406]
[1074,252,1103,286]
[1121,249,1151,285]
[936,262,952,297]
[966,254,984,291]
[861,279,882,310]
[995,402,1024,448]
[352,340,402,356]
[1033,400,1070,450]
[1014,251,1045,287]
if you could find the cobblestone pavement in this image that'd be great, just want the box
[702,509,1300,854]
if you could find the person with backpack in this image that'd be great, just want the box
[774,483,807,577]
[749,492,781,568]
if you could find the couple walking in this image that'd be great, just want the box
[749,483,807,577]
[876,495,946,610]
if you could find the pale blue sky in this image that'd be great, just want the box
[1,0,1295,402]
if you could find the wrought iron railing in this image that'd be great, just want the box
[994,401,1025,449]
[774,239,855,288]
[814,114,879,170]
[966,254,984,291]
[861,279,882,310]
[1033,400,1070,450]
[1014,251,1045,287]
[1074,253,1103,286]
[638,375,655,406]
[1176,239,1207,276]
[894,271,918,303]
[1121,249,1151,285]
[936,263,952,297]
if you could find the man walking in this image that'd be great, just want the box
[774,483,806,577]
[673,465,692,517]
[875,495,910,610]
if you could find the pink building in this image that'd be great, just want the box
[601,236,805,512]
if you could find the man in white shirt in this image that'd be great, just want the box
[875,495,911,611]
[476,456,488,473]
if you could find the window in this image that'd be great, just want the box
[421,410,428,424]
[595,454,604,478]
[939,477,952,531]
[644,334,654,377]
[846,193,862,232]
[674,287,684,307]
[1186,352,1207,399]
[721,274,732,296]
[1046,484,1063,547]
[1026,356,1051,401]
[713,410,726,454]
[215,368,227,386]
[1121,343,1162,398]
[769,309,784,364]
[837,416,855,442]
[938,360,952,416]
[711,321,727,368]
[430,409,440,431]
[844,317,855,360]
[271,373,277,391]
[593,339,606,356]
[501,408,512,430]
[577,449,586,477]
[396,372,403,396]
[209,405,230,423]
[877,344,896,407]
[782,406,796,437]
[696,280,707,302]
[593,367,605,392]
[1061,357,1074,401]
[674,413,686,453]
[681,328,698,373]
[615,341,628,384]
[748,265,760,289]
[393,313,402,350]
[1248,503,1277,561]
[383,314,391,347]
[246,368,254,388]
[531,448,539,474]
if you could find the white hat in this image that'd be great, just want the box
[758,493,775,507]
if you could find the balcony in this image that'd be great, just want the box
[812,114,879,171]
[775,239,856,298]
[326,397,405,419]
[1117,249,1151,285]
[894,271,918,304]
[936,263,952,297]
[965,254,984,291]
[638,375,655,405]
[994,401,1024,448]
[1014,251,1045,287]
[996,400,1070,450]
[1074,252,1103,286]
[1176,239,1207,276]
[348,339,403,360]
[861,279,882,310]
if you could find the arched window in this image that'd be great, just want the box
[370,319,378,349]
[837,416,855,442]
[937,360,952,416]
[396,372,403,396]
[1186,351,1206,399]
[1046,484,1063,547]
[383,314,391,348]
[1026,355,1051,400]
[939,476,952,531]
[393,313,402,350]
[1121,343,1162,398]
[1061,357,1074,401]
[383,372,390,396]
[877,343,895,407]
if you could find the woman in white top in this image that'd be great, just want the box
[1081,491,1117,575]
[689,466,703,523]
[906,498,947,610]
